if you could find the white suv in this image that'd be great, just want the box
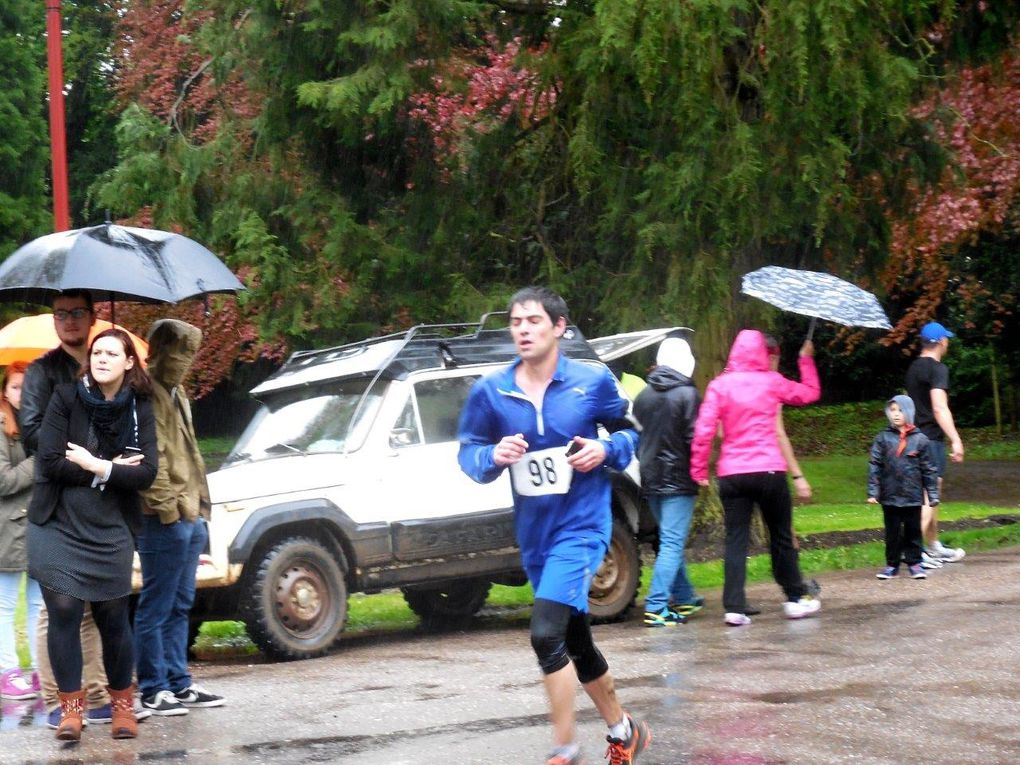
[193,317,683,659]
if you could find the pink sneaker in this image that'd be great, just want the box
[0,669,38,701]
[31,671,41,694]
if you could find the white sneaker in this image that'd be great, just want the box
[724,612,752,626]
[920,551,944,569]
[932,541,965,562]
[783,596,821,619]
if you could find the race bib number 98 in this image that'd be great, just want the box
[509,446,574,497]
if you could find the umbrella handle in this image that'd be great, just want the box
[806,317,817,342]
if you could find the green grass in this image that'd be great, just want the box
[13,577,29,668]
[197,436,235,470]
[784,400,1020,459]
[791,454,1013,534]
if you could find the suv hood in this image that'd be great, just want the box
[208,454,348,505]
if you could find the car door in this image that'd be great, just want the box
[376,370,517,562]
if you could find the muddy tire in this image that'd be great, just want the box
[240,536,348,660]
[401,579,492,621]
[588,517,640,623]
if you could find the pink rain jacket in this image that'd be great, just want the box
[690,330,820,482]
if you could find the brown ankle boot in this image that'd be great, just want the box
[56,690,85,741]
[108,685,138,739]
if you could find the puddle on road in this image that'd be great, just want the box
[751,681,874,705]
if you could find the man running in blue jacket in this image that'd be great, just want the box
[458,287,651,765]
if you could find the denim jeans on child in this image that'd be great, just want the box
[644,494,698,613]
[134,516,207,697]
[0,572,41,671]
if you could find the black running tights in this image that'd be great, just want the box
[41,587,134,692]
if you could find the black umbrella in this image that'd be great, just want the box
[0,223,244,306]
[741,265,891,338]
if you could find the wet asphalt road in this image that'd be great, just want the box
[2,547,1018,765]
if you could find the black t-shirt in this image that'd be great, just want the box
[905,356,950,441]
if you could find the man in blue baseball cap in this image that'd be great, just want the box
[904,321,965,566]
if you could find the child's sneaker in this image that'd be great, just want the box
[724,612,751,626]
[783,595,821,619]
[907,564,927,579]
[876,566,898,580]
[605,714,650,765]
[643,608,686,627]
[0,669,37,701]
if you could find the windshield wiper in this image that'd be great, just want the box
[224,451,252,465]
[263,442,304,456]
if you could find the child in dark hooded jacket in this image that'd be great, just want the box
[867,395,940,580]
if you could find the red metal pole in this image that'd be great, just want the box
[45,0,71,232]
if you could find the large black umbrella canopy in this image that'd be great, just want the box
[741,265,892,330]
[0,223,244,305]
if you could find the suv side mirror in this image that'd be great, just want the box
[389,428,417,449]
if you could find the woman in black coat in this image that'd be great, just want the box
[27,328,157,741]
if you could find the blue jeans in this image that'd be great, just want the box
[644,494,698,613]
[0,572,41,671]
[134,516,206,697]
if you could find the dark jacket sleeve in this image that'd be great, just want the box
[19,362,54,456]
[28,386,90,525]
[106,397,158,492]
[34,386,94,488]
[867,434,883,500]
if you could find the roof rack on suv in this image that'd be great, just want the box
[251,313,600,397]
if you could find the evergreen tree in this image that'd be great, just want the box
[0,0,48,255]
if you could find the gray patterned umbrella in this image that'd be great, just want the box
[741,266,891,330]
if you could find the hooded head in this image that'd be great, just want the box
[656,337,695,378]
[147,319,202,388]
[725,330,770,372]
[885,395,915,428]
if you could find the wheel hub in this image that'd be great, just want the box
[275,563,329,633]
[590,545,620,597]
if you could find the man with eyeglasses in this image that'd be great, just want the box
[21,290,148,728]
[20,291,96,451]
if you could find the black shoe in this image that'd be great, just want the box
[173,684,225,708]
[141,690,188,716]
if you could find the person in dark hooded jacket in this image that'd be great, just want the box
[633,338,703,627]
[867,395,939,580]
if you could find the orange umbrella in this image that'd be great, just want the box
[0,314,149,367]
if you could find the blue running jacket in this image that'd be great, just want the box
[458,353,638,571]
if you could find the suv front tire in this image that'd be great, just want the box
[240,536,349,660]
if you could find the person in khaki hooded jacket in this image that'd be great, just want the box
[134,320,224,715]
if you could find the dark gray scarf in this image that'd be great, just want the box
[76,377,138,458]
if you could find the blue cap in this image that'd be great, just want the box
[920,322,954,342]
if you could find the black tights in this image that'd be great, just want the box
[41,587,134,692]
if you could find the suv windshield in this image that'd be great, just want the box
[224,379,387,464]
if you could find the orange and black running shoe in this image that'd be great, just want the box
[604,714,651,765]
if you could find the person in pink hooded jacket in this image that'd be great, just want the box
[690,329,821,626]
